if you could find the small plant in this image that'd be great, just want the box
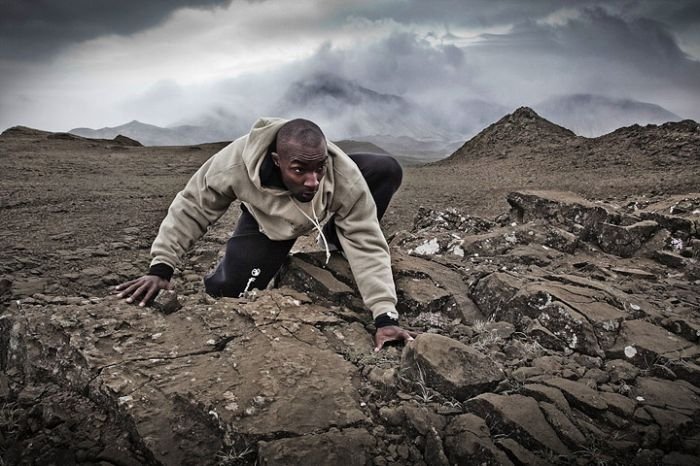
[216,444,255,466]
[472,329,501,351]
[0,402,21,436]
[442,399,463,410]
[414,364,436,403]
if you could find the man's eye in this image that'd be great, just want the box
[292,168,303,174]
[316,166,326,173]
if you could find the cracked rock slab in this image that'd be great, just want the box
[257,428,376,466]
[2,290,370,465]
[465,393,570,455]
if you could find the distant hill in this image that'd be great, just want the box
[535,94,681,137]
[70,120,232,146]
[437,106,699,168]
[1,125,142,147]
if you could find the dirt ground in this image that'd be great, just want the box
[2,125,698,301]
[1,121,699,464]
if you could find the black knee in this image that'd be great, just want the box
[351,152,403,191]
[381,156,403,191]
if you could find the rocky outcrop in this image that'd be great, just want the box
[2,190,700,465]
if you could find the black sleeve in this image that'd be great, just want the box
[148,263,174,281]
[374,312,399,328]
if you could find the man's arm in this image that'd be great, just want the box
[116,145,239,304]
[333,180,416,350]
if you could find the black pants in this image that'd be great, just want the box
[204,153,402,297]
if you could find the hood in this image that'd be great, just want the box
[242,117,289,192]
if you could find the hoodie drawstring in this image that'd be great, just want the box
[292,198,331,265]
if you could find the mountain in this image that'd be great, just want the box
[276,73,451,141]
[440,107,578,164]
[535,94,681,137]
[437,106,699,168]
[70,120,232,146]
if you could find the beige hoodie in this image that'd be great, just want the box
[150,117,398,319]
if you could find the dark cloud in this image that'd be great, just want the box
[473,7,700,91]
[0,0,235,59]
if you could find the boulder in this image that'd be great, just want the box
[539,377,609,415]
[258,428,376,466]
[607,320,700,369]
[507,190,612,240]
[443,413,513,466]
[400,334,504,401]
[596,220,659,257]
[634,377,700,417]
[465,393,570,455]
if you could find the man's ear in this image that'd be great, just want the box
[271,151,280,167]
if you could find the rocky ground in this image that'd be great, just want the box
[1,111,700,465]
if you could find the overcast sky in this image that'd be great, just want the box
[1,0,699,136]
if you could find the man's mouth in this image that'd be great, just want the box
[299,191,316,201]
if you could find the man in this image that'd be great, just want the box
[116,117,416,351]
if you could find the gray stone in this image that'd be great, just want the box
[392,250,484,323]
[607,320,700,364]
[544,226,579,253]
[606,359,641,383]
[540,377,609,414]
[152,289,181,314]
[538,401,586,448]
[521,383,572,413]
[497,438,552,465]
[258,428,376,466]
[507,190,611,240]
[443,413,513,466]
[400,334,504,401]
[596,220,659,257]
[661,452,700,466]
[635,377,700,417]
[466,393,570,455]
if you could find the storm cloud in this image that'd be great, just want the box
[1,1,699,140]
[0,0,235,59]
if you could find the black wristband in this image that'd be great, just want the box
[374,313,399,328]
[148,263,174,281]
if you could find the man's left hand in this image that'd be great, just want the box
[374,325,418,352]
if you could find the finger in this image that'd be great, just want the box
[140,285,159,307]
[119,280,145,299]
[114,280,136,291]
[128,283,149,304]
[115,278,138,292]
[406,330,419,338]
[374,334,388,353]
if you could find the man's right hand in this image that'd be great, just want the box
[115,275,172,307]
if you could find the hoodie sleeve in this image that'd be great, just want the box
[149,145,238,272]
[334,180,399,319]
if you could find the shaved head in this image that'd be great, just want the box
[272,119,328,202]
[277,119,326,155]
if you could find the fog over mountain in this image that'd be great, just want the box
[70,73,686,159]
[534,94,682,137]
[4,1,698,143]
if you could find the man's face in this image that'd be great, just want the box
[272,140,328,203]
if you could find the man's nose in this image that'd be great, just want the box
[304,173,320,189]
